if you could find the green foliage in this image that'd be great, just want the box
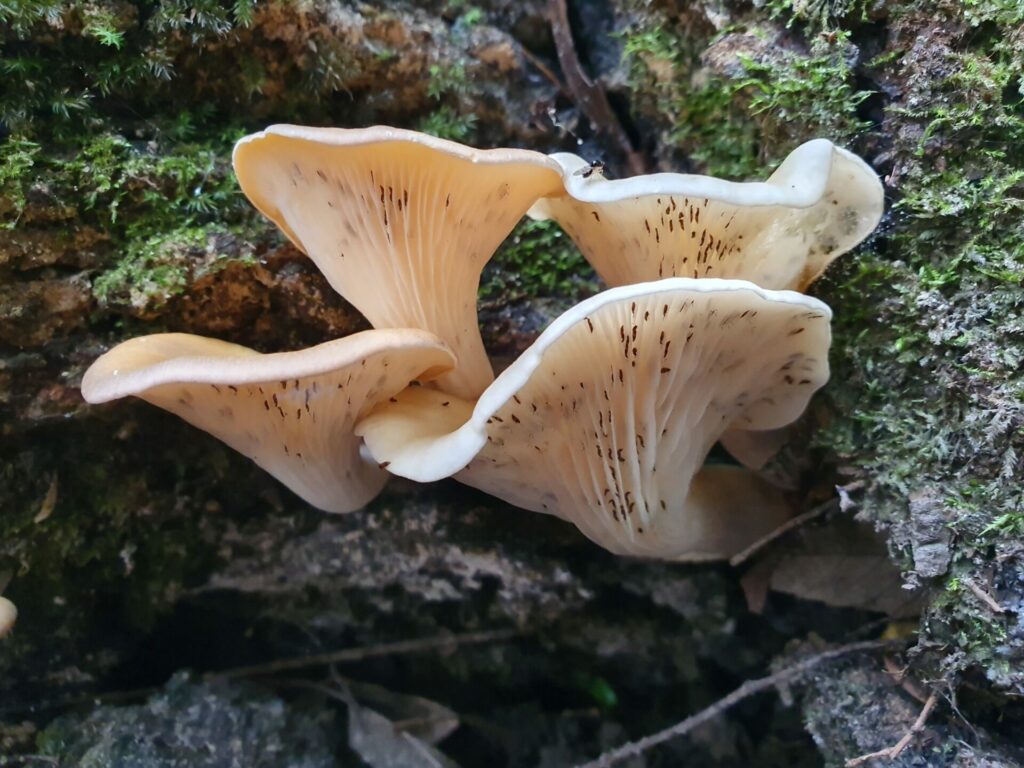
[457,6,485,27]
[0,132,246,232]
[91,225,250,309]
[420,59,476,142]
[0,0,256,139]
[763,0,872,32]
[481,219,598,302]
[417,106,478,142]
[0,138,42,226]
[737,34,871,138]
[621,21,870,177]
[427,61,469,101]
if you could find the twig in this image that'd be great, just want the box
[548,0,646,175]
[519,46,569,97]
[844,692,939,767]
[1,629,524,720]
[962,577,1005,614]
[574,639,894,768]
[729,498,838,567]
[882,656,931,704]
[207,627,523,681]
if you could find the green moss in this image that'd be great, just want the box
[480,219,598,302]
[763,0,872,31]
[0,138,42,226]
[0,1,256,140]
[92,224,256,310]
[419,59,477,142]
[1,129,257,308]
[418,106,478,142]
[427,61,469,101]
[814,1,1024,685]
[622,20,870,178]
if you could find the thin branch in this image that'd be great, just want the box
[1,629,524,720]
[207,627,523,681]
[548,0,646,175]
[883,656,931,704]
[519,46,568,97]
[730,499,838,567]
[574,639,895,768]
[845,692,939,767]
[962,577,1005,614]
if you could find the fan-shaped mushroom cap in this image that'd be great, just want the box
[0,596,16,639]
[233,125,564,399]
[82,330,454,513]
[529,139,883,291]
[357,278,831,559]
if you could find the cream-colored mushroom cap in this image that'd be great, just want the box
[233,124,564,399]
[357,278,831,559]
[529,139,883,291]
[82,330,455,513]
[0,596,16,639]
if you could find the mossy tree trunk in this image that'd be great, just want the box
[1,0,1021,765]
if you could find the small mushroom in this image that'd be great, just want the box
[233,125,564,399]
[529,139,883,291]
[81,330,454,513]
[0,596,15,639]
[0,571,15,638]
[357,278,831,559]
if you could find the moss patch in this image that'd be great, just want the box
[481,219,598,302]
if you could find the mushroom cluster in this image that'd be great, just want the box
[83,125,883,561]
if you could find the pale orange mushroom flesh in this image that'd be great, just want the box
[82,330,454,513]
[234,125,564,399]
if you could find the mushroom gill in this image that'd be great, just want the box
[81,330,454,513]
[357,278,831,559]
[233,125,564,399]
[529,139,883,292]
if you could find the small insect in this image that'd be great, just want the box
[574,159,605,179]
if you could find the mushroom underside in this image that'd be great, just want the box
[359,278,830,558]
